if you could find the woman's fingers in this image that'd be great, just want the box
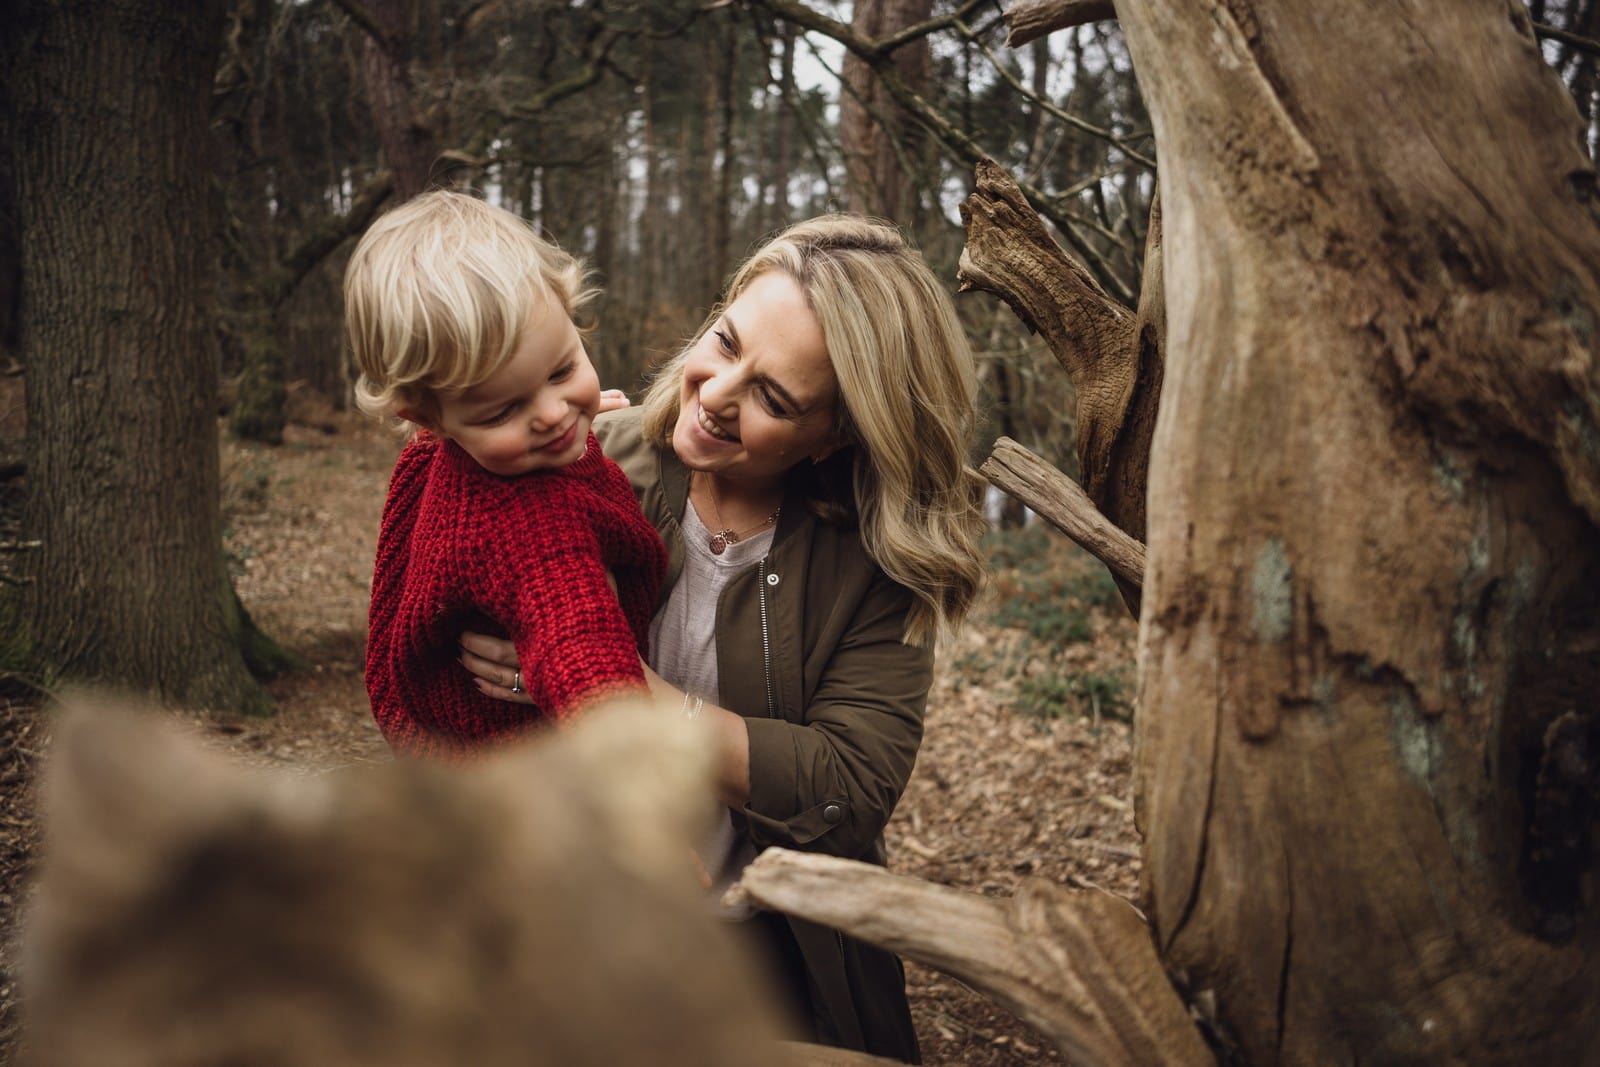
[598,388,631,413]
[459,630,518,668]
[459,635,532,703]
[460,647,513,687]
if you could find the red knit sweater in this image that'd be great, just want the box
[366,431,666,757]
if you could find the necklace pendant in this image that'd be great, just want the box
[709,532,730,555]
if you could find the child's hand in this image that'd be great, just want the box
[598,388,631,413]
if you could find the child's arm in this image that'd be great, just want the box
[471,505,648,720]
[460,633,751,810]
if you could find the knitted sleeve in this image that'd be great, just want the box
[464,482,648,720]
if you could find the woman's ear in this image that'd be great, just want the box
[811,428,856,464]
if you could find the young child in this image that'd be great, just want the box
[345,190,666,758]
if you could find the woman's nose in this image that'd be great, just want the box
[698,367,739,415]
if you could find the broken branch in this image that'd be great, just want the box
[732,848,1211,1067]
[980,436,1146,590]
[1004,0,1116,48]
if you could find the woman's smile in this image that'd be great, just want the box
[696,404,736,442]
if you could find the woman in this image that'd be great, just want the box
[461,214,987,1062]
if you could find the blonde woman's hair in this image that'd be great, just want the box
[345,190,597,425]
[640,215,987,647]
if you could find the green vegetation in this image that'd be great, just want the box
[966,524,1137,725]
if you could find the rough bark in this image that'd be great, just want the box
[9,0,270,714]
[1116,3,1600,1061]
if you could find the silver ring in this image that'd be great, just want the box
[510,670,525,695]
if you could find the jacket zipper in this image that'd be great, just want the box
[758,557,774,716]
[760,556,846,959]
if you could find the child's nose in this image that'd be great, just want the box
[530,392,566,429]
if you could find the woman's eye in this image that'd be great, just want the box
[759,387,787,417]
[713,329,734,355]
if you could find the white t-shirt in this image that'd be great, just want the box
[649,502,773,917]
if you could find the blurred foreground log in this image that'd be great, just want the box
[25,693,788,1067]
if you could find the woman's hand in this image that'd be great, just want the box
[599,388,631,414]
[459,631,532,705]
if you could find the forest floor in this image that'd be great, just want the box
[0,391,1143,1067]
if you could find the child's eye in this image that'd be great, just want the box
[549,363,575,384]
[476,404,517,426]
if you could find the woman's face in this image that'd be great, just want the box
[671,270,841,490]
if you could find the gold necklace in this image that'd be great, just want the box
[703,475,779,556]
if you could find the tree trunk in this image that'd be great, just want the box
[1117,3,1600,1060]
[356,0,437,201]
[11,0,270,714]
[0,112,19,368]
[770,22,796,230]
[840,0,933,221]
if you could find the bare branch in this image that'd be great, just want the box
[981,437,1145,590]
[328,0,390,52]
[265,171,394,310]
[1535,20,1600,57]
[1005,0,1116,48]
[955,16,1154,170]
[876,0,993,55]
[749,0,1137,303]
[508,56,612,121]
[732,849,1212,1067]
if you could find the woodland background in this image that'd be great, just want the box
[0,0,1598,1064]
[0,0,1595,709]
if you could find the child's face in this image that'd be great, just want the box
[420,303,601,477]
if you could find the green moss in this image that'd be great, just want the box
[1251,537,1293,643]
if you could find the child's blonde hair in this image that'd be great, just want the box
[345,190,596,425]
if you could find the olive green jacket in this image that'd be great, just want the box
[596,407,931,862]
[596,408,927,1060]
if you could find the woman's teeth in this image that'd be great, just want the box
[699,409,733,441]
